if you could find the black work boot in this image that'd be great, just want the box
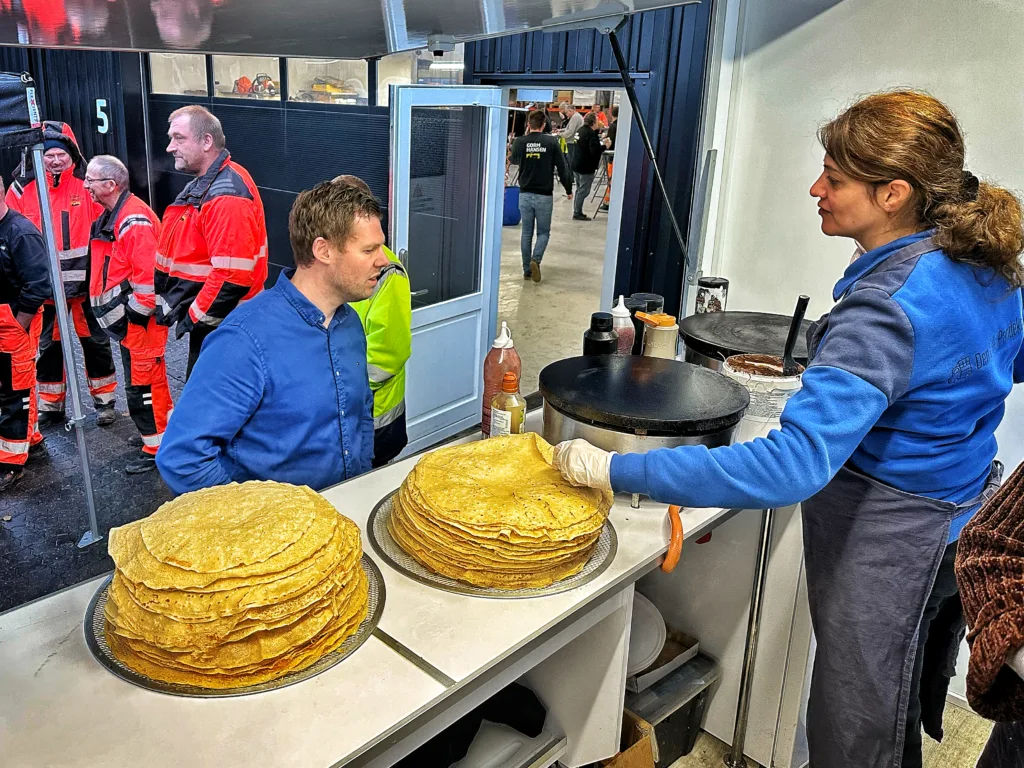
[38,410,66,428]
[27,440,46,464]
[0,467,24,492]
[125,451,156,475]
[127,434,144,448]
[96,405,117,427]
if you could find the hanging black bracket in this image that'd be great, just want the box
[606,23,692,278]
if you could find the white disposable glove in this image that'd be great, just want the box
[552,439,614,492]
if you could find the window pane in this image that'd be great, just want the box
[287,59,368,105]
[150,53,207,96]
[211,56,281,100]
[378,43,465,107]
[404,105,483,308]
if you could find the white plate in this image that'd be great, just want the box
[627,592,667,676]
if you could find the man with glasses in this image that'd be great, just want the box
[86,156,172,474]
[6,121,118,428]
[157,182,388,494]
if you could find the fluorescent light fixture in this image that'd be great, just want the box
[428,61,465,71]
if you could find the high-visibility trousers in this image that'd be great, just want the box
[36,297,117,412]
[120,345,172,456]
[0,305,43,468]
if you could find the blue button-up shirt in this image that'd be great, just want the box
[157,270,375,494]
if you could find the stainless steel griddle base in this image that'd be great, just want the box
[368,490,617,599]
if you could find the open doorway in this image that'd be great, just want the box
[496,87,630,394]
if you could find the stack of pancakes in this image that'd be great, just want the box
[389,433,613,589]
[104,481,368,689]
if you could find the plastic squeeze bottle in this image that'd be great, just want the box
[482,321,522,436]
[489,372,527,437]
[610,296,635,354]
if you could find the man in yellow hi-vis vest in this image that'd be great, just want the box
[336,176,413,467]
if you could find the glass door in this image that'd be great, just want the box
[389,85,505,452]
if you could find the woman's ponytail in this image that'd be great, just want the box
[932,180,1024,288]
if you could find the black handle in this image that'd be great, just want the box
[783,295,810,376]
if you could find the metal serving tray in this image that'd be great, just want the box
[84,555,385,698]
[367,490,617,599]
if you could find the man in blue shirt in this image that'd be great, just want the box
[157,182,390,494]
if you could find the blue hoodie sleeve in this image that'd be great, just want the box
[610,287,915,509]
[156,325,266,494]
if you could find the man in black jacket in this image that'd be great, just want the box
[510,110,572,283]
[0,178,52,490]
[571,112,604,221]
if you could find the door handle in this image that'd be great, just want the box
[398,248,409,270]
[410,289,428,298]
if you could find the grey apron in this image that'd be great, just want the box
[801,236,998,767]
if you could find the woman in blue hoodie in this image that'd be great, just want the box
[553,91,1024,768]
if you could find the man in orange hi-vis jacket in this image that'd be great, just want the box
[86,156,172,475]
[6,121,118,429]
[155,105,268,378]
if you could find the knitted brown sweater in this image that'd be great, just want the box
[956,460,1024,722]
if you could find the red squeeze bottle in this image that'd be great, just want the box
[482,321,522,436]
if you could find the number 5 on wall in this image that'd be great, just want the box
[95,99,109,134]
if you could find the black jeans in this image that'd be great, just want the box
[371,409,407,469]
[185,323,216,380]
[902,539,964,768]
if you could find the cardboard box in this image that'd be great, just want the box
[626,627,699,694]
[598,710,658,768]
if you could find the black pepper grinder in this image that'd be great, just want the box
[583,312,618,355]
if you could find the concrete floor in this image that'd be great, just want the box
[666,701,993,767]
[497,189,610,396]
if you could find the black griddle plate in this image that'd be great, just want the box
[539,356,749,437]
[679,311,813,364]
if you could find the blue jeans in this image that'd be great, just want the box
[519,192,553,273]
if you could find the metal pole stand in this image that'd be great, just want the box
[725,508,775,768]
[30,144,103,548]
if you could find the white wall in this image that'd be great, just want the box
[704,0,1024,737]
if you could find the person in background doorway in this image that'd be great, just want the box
[7,121,117,429]
[510,110,573,284]
[0,177,50,491]
[593,105,609,129]
[956,460,1024,768]
[552,90,1024,768]
[556,102,583,180]
[155,105,268,379]
[508,100,527,140]
[157,182,387,494]
[601,106,620,213]
[85,156,172,475]
[570,112,605,222]
[334,174,413,467]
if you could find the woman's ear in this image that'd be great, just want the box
[877,179,914,217]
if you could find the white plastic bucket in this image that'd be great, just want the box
[723,354,803,442]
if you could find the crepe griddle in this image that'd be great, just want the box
[539,355,749,437]
[679,311,813,365]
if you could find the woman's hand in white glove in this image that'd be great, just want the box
[552,440,615,491]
